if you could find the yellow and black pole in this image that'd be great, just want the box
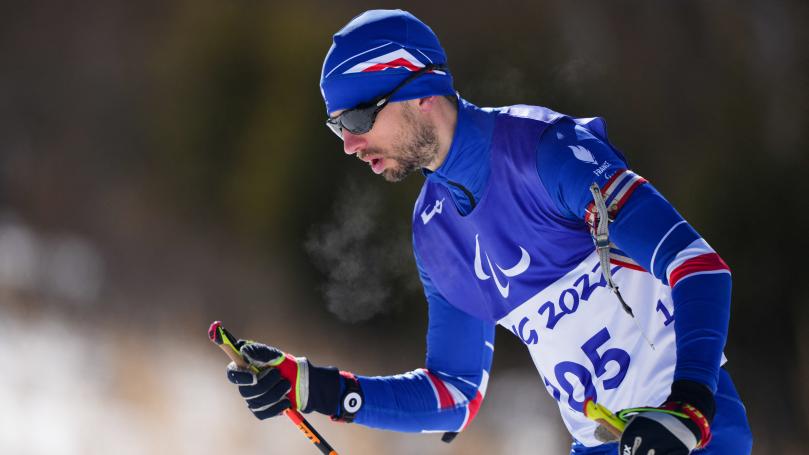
[584,397,627,440]
[584,397,693,443]
[208,321,338,455]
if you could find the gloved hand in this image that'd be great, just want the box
[226,341,363,421]
[618,380,714,455]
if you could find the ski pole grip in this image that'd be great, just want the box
[208,321,253,370]
[584,398,626,439]
[207,321,339,455]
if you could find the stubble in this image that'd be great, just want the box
[382,105,440,182]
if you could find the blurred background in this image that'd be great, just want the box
[1,0,807,453]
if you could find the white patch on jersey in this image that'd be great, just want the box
[569,145,598,165]
[421,198,445,225]
[474,234,531,298]
[498,251,684,447]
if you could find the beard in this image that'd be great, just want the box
[381,106,441,182]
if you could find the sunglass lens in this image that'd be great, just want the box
[339,107,375,135]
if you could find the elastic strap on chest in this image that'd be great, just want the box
[589,183,634,317]
[588,182,656,349]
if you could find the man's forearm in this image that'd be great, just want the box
[354,369,483,432]
[610,183,731,392]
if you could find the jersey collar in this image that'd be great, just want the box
[424,97,497,214]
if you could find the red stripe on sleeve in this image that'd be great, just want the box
[609,258,647,272]
[669,253,730,287]
[601,169,627,194]
[463,391,484,429]
[425,371,456,409]
[612,177,648,213]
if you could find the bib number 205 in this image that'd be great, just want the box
[543,327,630,412]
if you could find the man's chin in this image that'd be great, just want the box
[382,164,419,182]
[382,169,406,182]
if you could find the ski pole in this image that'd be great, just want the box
[584,398,692,443]
[584,398,626,439]
[208,320,338,455]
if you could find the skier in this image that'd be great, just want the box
[225,10,753,454]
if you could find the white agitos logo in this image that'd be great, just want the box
[569,145,598,165]
[421,198,445,225]
[474,234,531,298]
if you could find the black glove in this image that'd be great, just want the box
[226,341,363,421]
[619,380,714,454]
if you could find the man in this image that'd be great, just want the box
[225,10,752,454]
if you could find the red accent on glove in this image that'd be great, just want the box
[274,353,301,409]
[681,403,712,448]
[660,401,713,448]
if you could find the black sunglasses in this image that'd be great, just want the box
[326,64,448,138]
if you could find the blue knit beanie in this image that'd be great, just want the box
[320,10,455,115]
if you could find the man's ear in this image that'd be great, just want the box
[416,95,438,111]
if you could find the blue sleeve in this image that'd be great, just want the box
[536,119,731,393]
[535,118,629,220]
[353,249,495,432]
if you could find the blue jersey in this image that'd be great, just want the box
[350,98,747,450]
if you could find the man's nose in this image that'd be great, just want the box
[342,130,366,155]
